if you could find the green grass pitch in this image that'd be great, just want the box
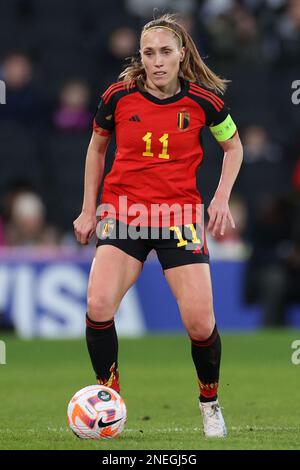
[0,330,299,450]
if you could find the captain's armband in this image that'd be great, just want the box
[209,114,237,142]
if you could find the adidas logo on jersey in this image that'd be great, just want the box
[129,115,141,122]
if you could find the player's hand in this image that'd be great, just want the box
[73,210,97,245]
[207,193,235,237]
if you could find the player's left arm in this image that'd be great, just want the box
[207,128,243,237]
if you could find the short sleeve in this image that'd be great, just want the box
[205,100,229,127]
[189,84,237,141]
[203,93,237,142]
[93,92,115,135]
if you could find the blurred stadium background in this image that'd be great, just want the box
[0,0,300,337]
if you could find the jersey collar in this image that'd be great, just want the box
[137,77,188,105]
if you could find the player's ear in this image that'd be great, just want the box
[180,47,186,63]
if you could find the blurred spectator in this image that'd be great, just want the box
[201,0,235,18]
[278,0,300,40]
[0,216,5,246]
[109,27,138,61]
[3,191,59,247]
[53,80,92,132]
[271,0,300,65]
[98,26,139,88]
[203,3,265,64]
[241,0,287,13]
[244,191,300,327]
[1,52,32,89]
[232,5,264,62]
[125,0,196,20]
[0,52,45,126]
[237,125,290,239]
[244,144,300,327]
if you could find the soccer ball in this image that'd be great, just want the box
[67,385,127,439]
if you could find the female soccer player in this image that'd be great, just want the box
[73,14,243,438]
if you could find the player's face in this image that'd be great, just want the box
[140,29,185,88]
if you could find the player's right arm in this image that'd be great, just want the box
[74,83,118,244]
[73,130,112,245]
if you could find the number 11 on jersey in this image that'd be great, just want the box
[142,132,170,160]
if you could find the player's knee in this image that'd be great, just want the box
[87,294,116,322]
[183,303,215,340]
[188,320,215,341]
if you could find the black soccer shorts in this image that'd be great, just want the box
[96,218,209,270]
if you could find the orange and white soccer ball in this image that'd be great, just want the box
[67,385,127,439]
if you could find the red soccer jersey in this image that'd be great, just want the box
[94,78,234,226]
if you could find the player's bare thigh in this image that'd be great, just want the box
[164,263,215,339]
[87,245,143,321]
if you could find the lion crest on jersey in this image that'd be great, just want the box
[100,218,115,239]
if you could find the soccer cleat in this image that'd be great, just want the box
[199,400,227,438]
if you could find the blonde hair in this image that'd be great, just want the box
[119,13,229,94]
